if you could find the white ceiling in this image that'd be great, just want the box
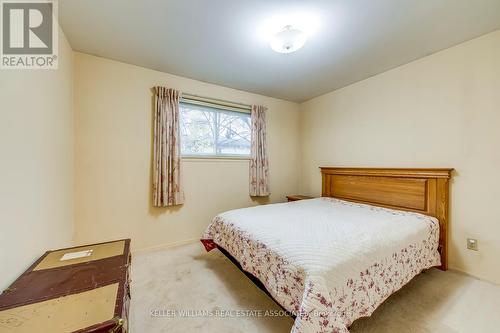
[59,0,500,102]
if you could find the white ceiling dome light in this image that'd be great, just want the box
[270,25,307,54]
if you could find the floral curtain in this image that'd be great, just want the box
[152,87,184,206]
[249,105,270,196]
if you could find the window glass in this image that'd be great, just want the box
[179,102,251,157]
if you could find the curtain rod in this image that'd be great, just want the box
[181,93,252,112]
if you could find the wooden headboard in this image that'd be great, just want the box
[320,167,453,270]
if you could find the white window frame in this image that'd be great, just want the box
[179,94,252,160]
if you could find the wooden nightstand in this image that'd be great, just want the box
[286,195,314,202]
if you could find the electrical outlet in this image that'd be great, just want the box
[467,238,478,251]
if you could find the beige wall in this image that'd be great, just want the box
[74,53,300,251]
[300,30,500,284]
[0,30,74,289]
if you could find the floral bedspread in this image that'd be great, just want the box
[202,198,441,333]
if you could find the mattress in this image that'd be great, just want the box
[202,197,441,333]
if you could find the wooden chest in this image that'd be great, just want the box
[0,239,131,333]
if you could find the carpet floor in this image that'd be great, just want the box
[130,242,500,333]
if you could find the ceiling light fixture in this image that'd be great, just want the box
[270,25,307,54]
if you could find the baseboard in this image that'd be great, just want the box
[448,267,500,286]
[132,238,199,254]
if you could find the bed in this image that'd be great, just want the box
[201,167,453,333]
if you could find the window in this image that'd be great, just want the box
[179,102,251,158]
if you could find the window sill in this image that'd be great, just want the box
[181,155,251,162]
